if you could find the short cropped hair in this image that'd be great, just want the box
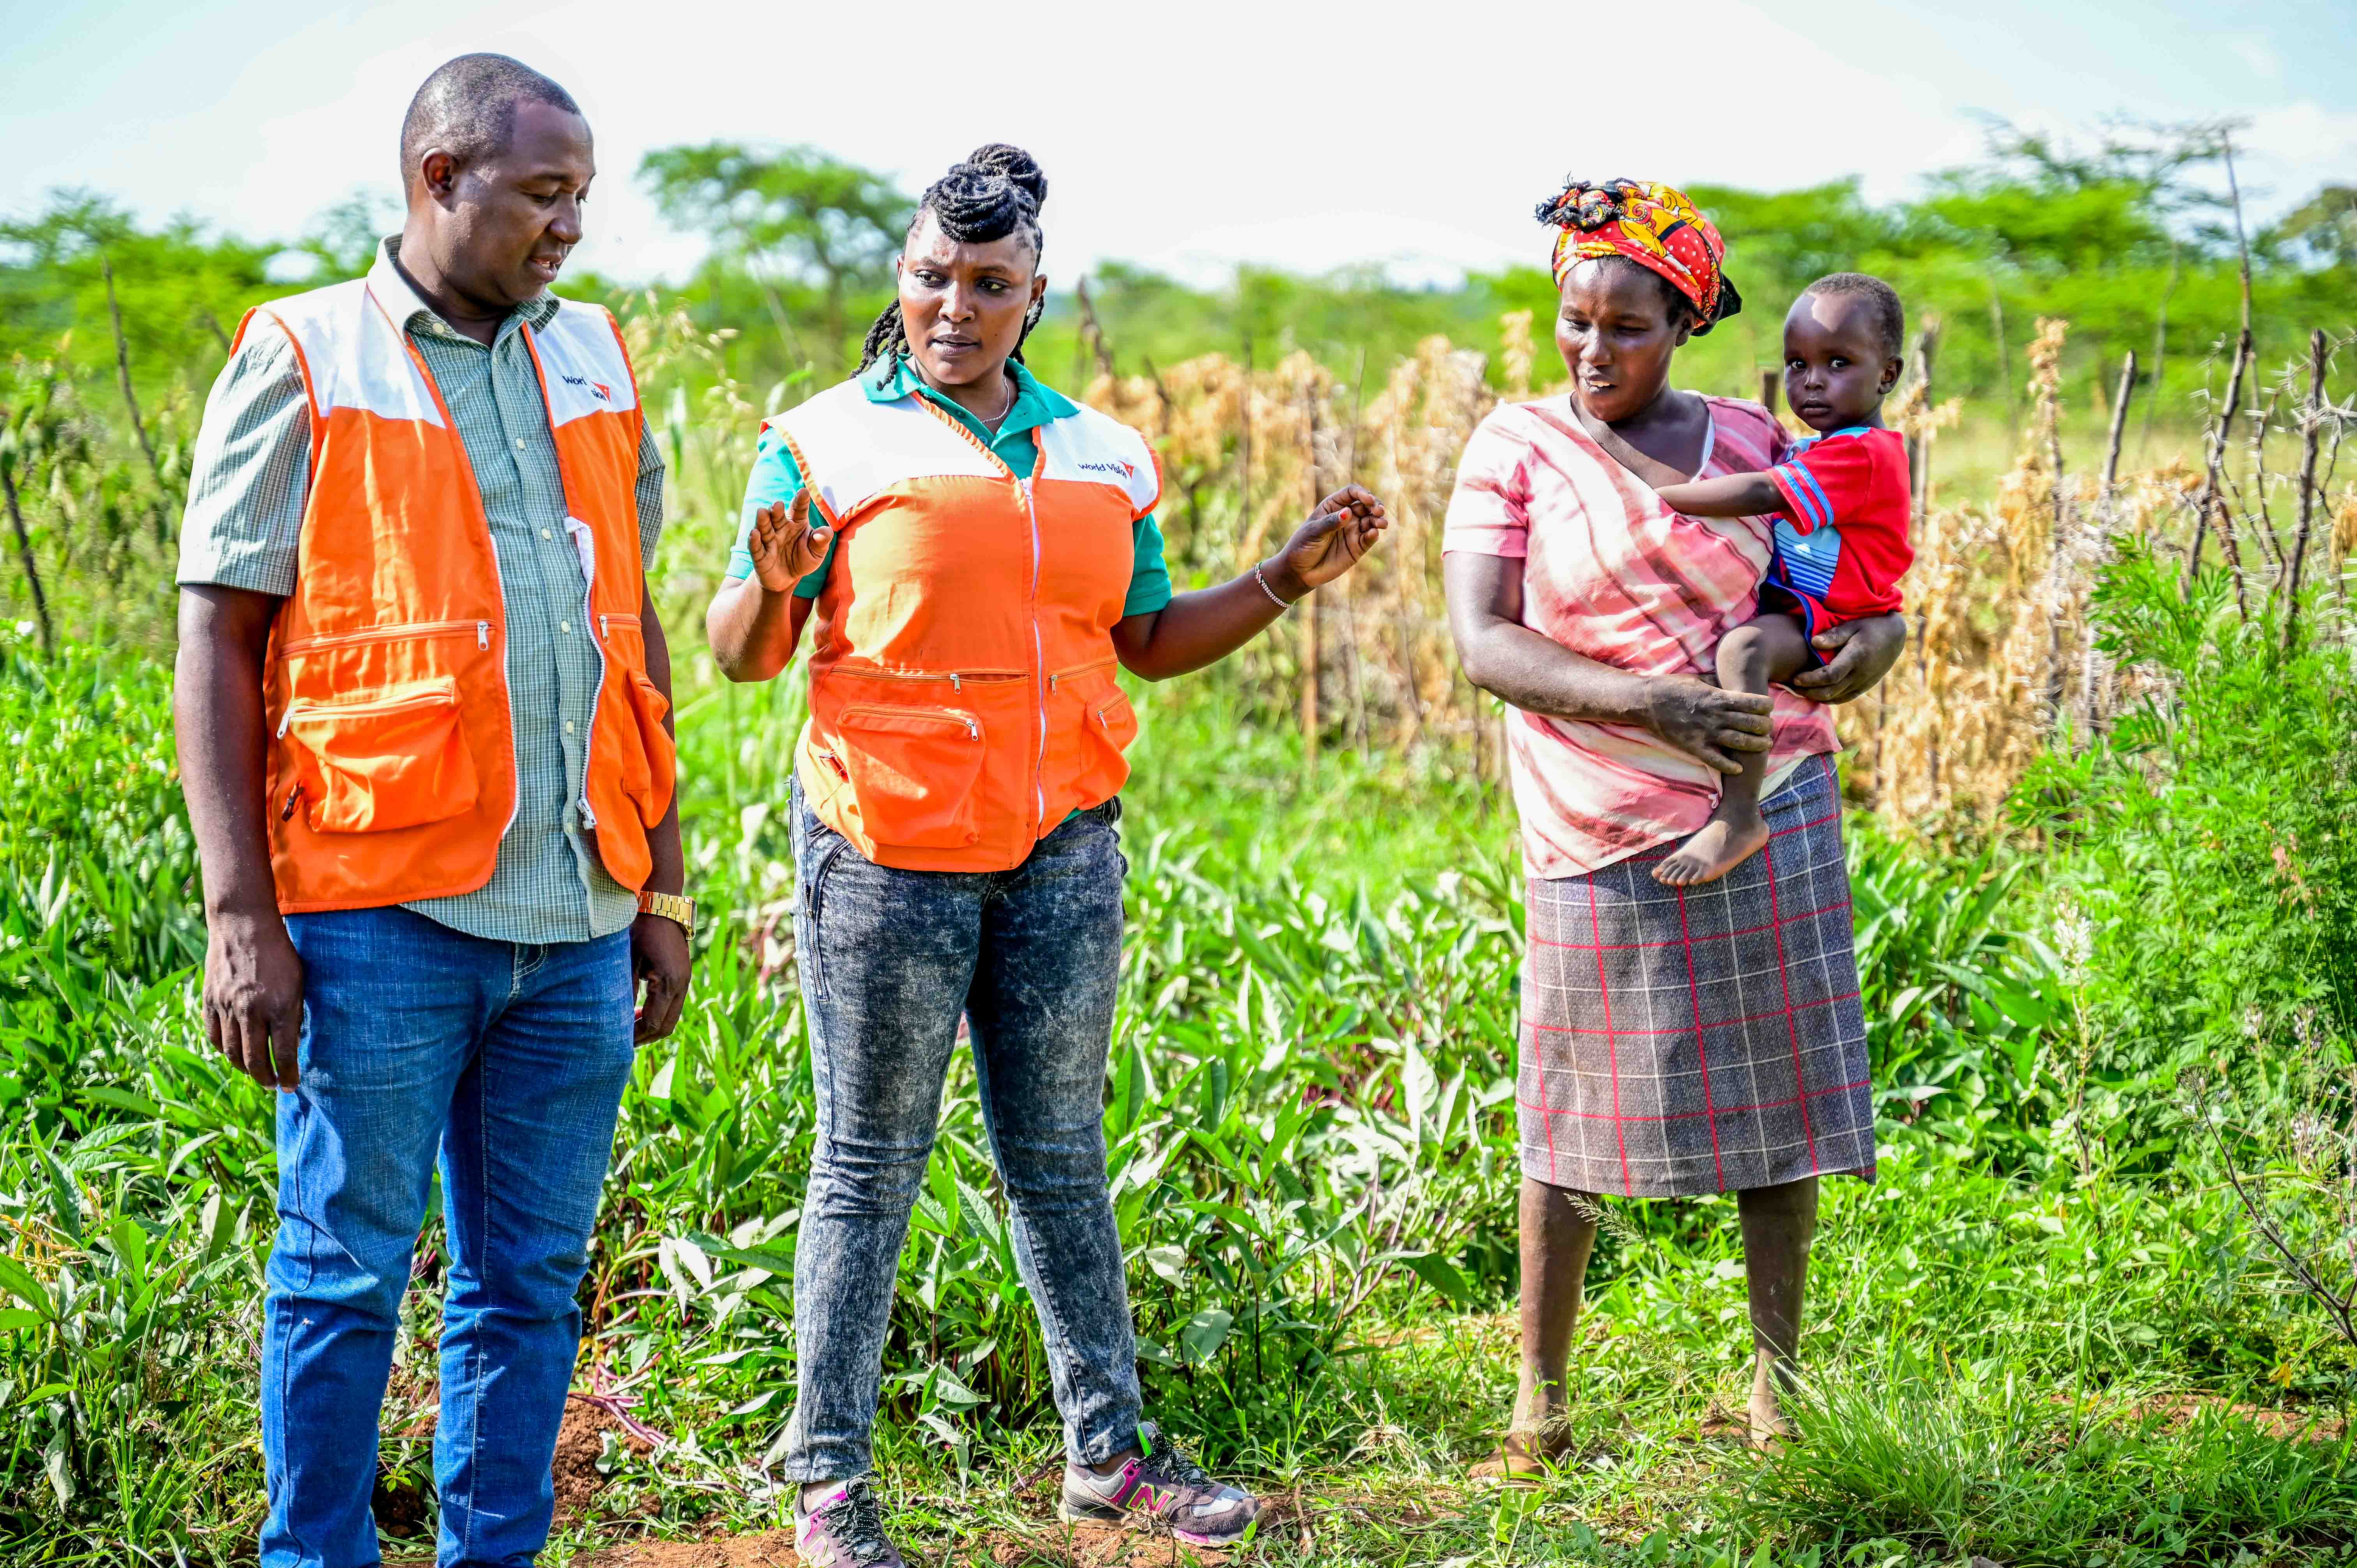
[399,53,581,183]
[1802,272,1905,360]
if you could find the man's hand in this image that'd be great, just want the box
[204,910,305,1089]
[1790,612,1908,704]
[631,911,691,1044]
[178,583,302,1089]
[746,493,832,594]
[1269,486,1390,598]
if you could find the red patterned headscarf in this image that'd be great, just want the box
[1537,178,1741,334]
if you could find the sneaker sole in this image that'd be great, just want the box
[1056,1499,1261,1549]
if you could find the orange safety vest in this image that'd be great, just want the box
[770,376,1161,871]
[243,256,675,913]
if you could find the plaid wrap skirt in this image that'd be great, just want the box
[1517,755,1876,1197]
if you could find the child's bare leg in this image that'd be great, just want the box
[1654,613,1815,887]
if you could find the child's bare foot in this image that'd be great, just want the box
[1653,812,1770,886]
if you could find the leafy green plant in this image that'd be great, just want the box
[2015,545,2357,1160]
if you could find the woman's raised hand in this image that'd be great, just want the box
[746,492,832,593]
[1270,486,1390,598]
[1641,674,1773,776]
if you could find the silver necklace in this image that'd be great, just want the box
[976,371,1015,433]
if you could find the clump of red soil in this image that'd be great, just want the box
[553,1398,661,1521]
[569,1530,800,1566]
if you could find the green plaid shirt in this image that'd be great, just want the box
[176,239,665,945]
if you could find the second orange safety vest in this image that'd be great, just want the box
[769,376,1162,872]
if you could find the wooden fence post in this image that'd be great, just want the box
[103,253,166,492]
[2283,329,2331,656]
[1300,379,1322,780]
[2100,351,2137,498]
[2187,332,2253,618]
[1907,322,1940,525]
[1,457,54,657]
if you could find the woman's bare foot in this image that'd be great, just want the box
[1470,1425,1574,1483]
[1746,1384,1794,1450]
[1653,810,1770,886]
[1747,1348,1800,1450]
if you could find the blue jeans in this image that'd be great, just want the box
[261,906,636,1568]
[782,780,1142,1481]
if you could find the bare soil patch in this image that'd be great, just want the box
[555,1398,661,1519]
[569,1529,801,1567]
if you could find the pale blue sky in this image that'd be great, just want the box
[3,0,2350,285]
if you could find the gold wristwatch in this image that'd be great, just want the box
[637,891,696,938]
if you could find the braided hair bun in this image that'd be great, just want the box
[962,143,1046,213]
[860,144,1050,375]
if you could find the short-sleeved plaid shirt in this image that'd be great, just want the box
[176,239,665,945]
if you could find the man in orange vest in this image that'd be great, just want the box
[173,54,690,1568]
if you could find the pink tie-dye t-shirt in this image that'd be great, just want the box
[1442,395,1840,879]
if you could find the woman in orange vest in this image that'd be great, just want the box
[707,145,1386,1564]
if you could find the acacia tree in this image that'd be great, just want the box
[639,143,911,371]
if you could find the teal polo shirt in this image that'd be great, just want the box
[726,355,1174,617]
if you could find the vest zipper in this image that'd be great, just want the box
[485,535,520,844]
[839,704,981,738]
[569,518,606,835]
[834,667,1025,692]
[1023,476,1046,836]
[1048,656,1119,692]
[276,683,460,738]
[276,618,487,657]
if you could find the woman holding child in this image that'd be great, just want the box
[1442,178,1910,1469]
[706,145,1389,1565]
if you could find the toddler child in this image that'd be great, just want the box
[1651,272,1914,886]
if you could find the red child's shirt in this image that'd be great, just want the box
[1762,424,1913,629]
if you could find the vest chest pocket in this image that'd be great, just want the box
[277,676,478,834]
[834,703,985,849]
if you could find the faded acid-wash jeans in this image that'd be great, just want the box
[261,905,636,1568]
[782,778,1141,1482]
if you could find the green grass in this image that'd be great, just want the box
[2,630,2353,1566]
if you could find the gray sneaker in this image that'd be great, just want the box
[1058,1422,1263,1547]
[794,1477,905,1567]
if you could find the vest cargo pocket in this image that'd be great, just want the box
[1046,660,1136,814]
[836,703,985,849]
[277,677,477,834]
[620,667,676,828]
[1077,688,1138,803]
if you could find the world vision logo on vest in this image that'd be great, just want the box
[562,373,614,403]
[1078,459,1136,480]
